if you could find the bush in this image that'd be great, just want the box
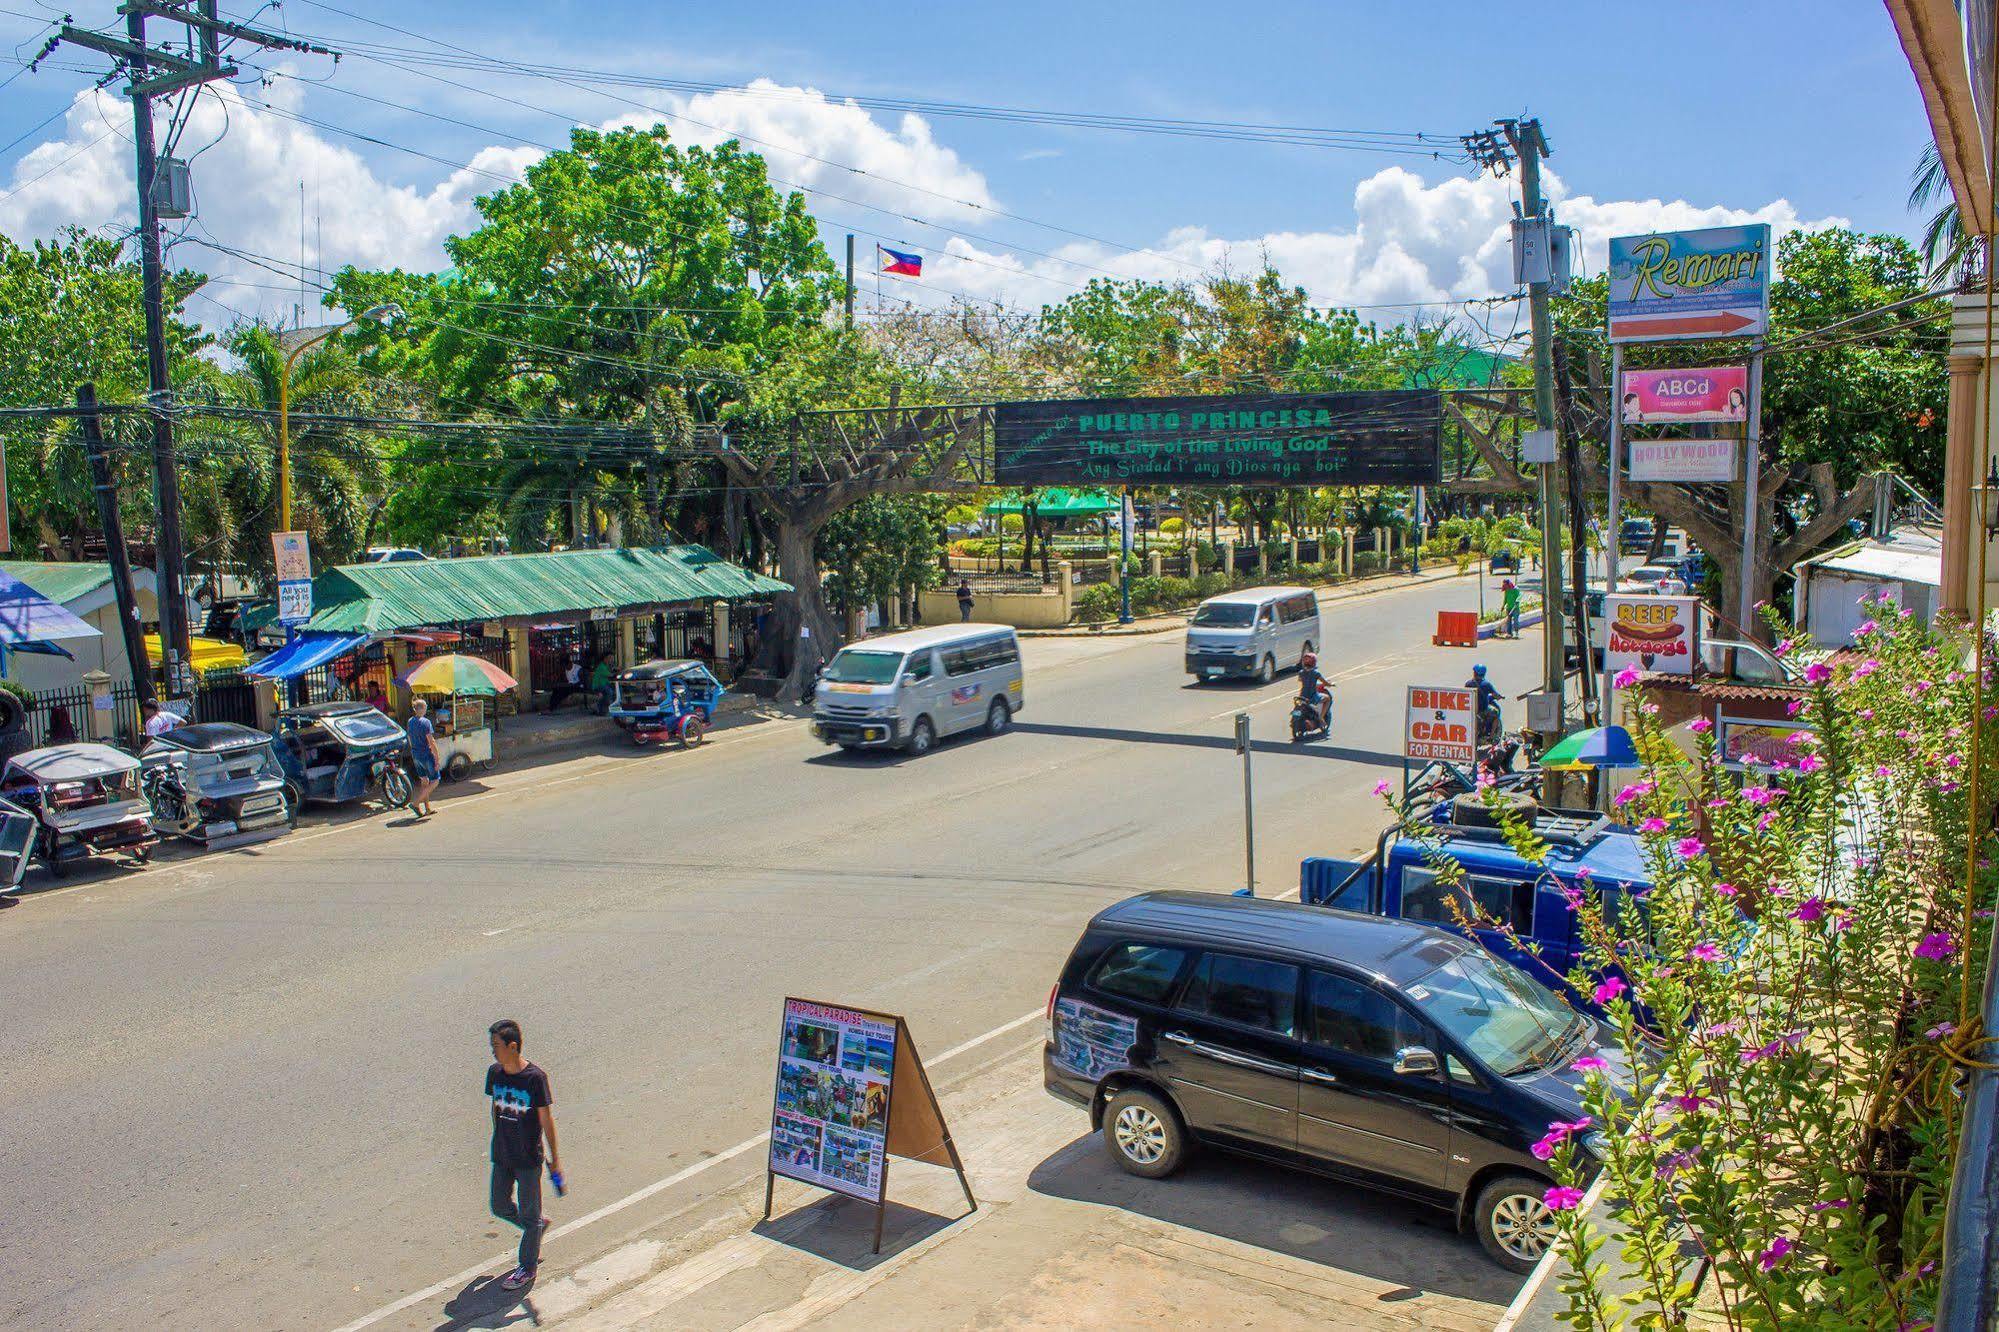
[1159,516,1185,535]
[1351,551,1387,575]
[1194,540,1219,573]
[1072,583,1120,621]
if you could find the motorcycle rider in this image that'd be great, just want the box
[1468,663,1503,746]
[1296,651,1332,731]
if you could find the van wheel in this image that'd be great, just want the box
[1256,655,1275,685]
[1474,1175,1560,1273]
[907,717,935,755]
[985,699,1010,735]
[1102,1087,1186,1179]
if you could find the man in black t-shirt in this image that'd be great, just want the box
[485,1019,562,1291]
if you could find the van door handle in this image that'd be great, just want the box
[1162,1030,1196,1047]
[1302,1067,1340,1086]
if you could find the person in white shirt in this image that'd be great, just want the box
[141,700,177,737]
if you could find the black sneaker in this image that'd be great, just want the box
[501,1265,535,1291]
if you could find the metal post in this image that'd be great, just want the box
[1118,489,1134,624]
[1602,343,1623,722]
[1235,712,1254,897]
[844,234,855,330]
[1738,346,1766,632]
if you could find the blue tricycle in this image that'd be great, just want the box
[606,659,723,747]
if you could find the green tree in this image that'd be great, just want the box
[820,495,948,620]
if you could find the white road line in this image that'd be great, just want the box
[327,1006,1045,1332]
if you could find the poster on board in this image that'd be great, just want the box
[1718,717,1815,769]
[770,999,896,1203]
[1608,225,1771,343]
[1404,685,1477,762]
[1619,367,1749,423]
[1628,438,1739,483]
[1605,595,1699,676]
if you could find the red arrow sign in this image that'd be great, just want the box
[1611,310,1759,339]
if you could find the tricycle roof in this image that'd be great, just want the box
[277,701,377,721]
[147,722,272,753]
[618,659,713,681]
[8,742,141,780]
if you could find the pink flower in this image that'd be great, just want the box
[1615,781,1655,807]
[1946,754,1964,769]
[1372,780,1392,797]
[1927,1021,1958,1041]
[1854,621,1875,638]
[1877,588,1897,603]
[1853,659,1880,680]
[1640,817,1668,834]
[1832,912,1854,933]
[1689,717,1712,734]
[1668,1093,1708,1114]
[1915,932,1959,961]
[1772,638,1792,657]
[1875,765,1893,779]
[1760,1236,1793,1271]
[1757,812,1777,832]
[1614,666,1641,688]
[1675,836,1706,859]
[1573,1055,1607,1071]
[1812,1199,1852,1212]
[1713,881,1738,897]
[1805,662,1832,685]
[1544,1185,1586,1212]
[1790,897,1827,924]
[1797,754,1824,774]
[1592,976,1627,1005]
[1741,786,1781,806]
[1656,1148,1698,1180]
[1786,700,1805,718]
[1687,942,1721,963]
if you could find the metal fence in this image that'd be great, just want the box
[191,670,259,728]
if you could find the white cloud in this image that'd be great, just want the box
[0,77,1846,338]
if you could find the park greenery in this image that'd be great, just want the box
[0,122,1950,664]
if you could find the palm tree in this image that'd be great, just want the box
[1910,142,1975,280]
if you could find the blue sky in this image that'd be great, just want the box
[0,1,1940,324]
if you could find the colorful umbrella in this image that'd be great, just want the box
[1540,725,1641,771]
[397,653,517,695]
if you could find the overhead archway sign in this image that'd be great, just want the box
[994,389,1442,487]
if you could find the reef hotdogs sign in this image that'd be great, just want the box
[994,390,1442,487]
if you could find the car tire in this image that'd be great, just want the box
[1256,655,1275,685]
[1474,1174,1560,1274]
[907,717,935,755]
[1101,1087,1186,1179]
[985,699,1010,735]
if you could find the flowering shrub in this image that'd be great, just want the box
[1529,604,1996,1327]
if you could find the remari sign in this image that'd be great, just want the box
[1608,224,1771,344]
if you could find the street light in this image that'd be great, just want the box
[1983,458,1999,536]
[277,302,401,532]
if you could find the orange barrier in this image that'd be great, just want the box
[1432,610,1479,648]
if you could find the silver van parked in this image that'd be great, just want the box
[812,623,1024,755]
[1185,586,1321,683]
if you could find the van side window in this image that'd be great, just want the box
[1307,971,1423,1062]
[1281,594,1315,623]
[1087,943,1189,1004]
[1177,953,1298,1037]
[905,651,932,682]
[942,647,974,677]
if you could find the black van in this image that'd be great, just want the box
[1043,892,1622,1272]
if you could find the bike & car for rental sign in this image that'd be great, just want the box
[1405,685,1476,763]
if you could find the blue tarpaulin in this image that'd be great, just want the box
[0,568,98,648]
[247,631,369,680]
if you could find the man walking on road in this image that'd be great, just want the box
[1501,578,1521,638]
[485,1019,561,1292]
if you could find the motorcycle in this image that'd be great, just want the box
[1289,686,1333,742]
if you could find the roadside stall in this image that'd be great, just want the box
[396,653,514,780]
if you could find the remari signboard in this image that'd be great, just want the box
[995,390,1442,487]
[1405,685,1476,763]
[1608,224,1771,344]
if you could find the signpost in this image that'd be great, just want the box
[1234,712,1254,897]
[994,390,1442,487]
[765,998,973,1252]
[1604,594,1699,677]
[272,530,312,626]
[1628,438,1740,483]
[1608,225,1771,344]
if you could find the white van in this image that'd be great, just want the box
[811,623,1024,755]
[1184,586,1321,683]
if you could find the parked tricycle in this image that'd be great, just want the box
[1,743,157,878]
[141,721,295,846]
[606,659,722,747]
[271,702,413,810]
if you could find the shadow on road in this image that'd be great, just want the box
[1010,720,1402,767]
[435,1272,536,1329]
[1026,1132,1520,1305]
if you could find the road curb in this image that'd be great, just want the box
[1017,566,1470,638]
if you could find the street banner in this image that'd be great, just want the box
[1608,225,1771,343]
[1619,366,1749,423]
[276,580,313,625]
[1718,716,1815,769]
[766,998,973,1251]
[1605,594,1699,676]
[271,530,312,583]
[995,390,1442,487]
[1405,685,1476,762]
[1628,438,1739,483]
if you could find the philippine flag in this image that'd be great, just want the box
[878,245,923,277]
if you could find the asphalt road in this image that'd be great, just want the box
[0,575,1542,1330]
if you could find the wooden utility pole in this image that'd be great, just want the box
[77,385,157,706]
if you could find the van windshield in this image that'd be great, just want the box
[1403,949,1579,1077]
[824,649,903,685]
[1191,602,1256,627]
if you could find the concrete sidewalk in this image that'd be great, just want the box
[428,1044,1516,1332]
[1022,563,1472,638]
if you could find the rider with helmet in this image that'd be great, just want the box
[1468,663,1503,745]
[1297,651,1332,730]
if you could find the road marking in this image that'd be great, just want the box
[327,1006,1045,1332]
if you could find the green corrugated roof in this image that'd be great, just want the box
[303,545,791,635]
[0,561,114,605]
[985,488,1119,517]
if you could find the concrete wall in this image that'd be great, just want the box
[919,563,1073,628]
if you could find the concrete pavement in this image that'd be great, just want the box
[0,574,1542,1330]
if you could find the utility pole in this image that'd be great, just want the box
[77,385,157,706]
[53,3,333,696]
[844,234,856,330]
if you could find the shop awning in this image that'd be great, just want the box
[247,631,369,680]
[301,544,791,636]
[0,568,99,648]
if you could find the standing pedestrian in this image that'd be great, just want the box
[406,696,440,817]
[1501,578,1522,639]
[485,1019,561,1292]
[956,579,974,622]
[588,656,614,715]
